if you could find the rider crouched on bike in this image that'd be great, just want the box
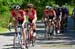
[48,6,56,34]
[42,6,56,35]
[9,5,27,45]
[26,3,37,38]
[55,4,63,33]
[42,6,50,28]
[62,5,69,28]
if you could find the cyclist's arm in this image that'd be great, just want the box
[32,10,37,24]
[34,10,37,21]
[53,10,56,20]
[23,15,26,24]
[8,12,15,25]
[9,16,12,23]
[22,11,26,28]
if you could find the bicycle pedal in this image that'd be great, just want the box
[22,43,28,49]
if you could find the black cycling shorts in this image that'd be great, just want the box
[49,16,54,20]
[18,20,23,24]
[28,18,33,23]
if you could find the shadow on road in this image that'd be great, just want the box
[0,32,15,36]
[1,17,75,49]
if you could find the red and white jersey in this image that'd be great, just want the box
[11,9,26,21]
[27,9,36,20]
[43,9,49,17]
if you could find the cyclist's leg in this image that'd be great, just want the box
[49,16,55,29]
[58,17,61,33]
[61,18,64,33]
[20,20,27,45]
[28,19,33,40]
[52,16,56,35]
[44,17,47,30]
[63,14,67,28]
[48,16,54,35]
[32,19,37,37]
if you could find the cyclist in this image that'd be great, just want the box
[9,5,27,46]
[55,4,63,33]
[62,5,69,28]
[26,3,37,38]
[48,6,56,35]
[42,6,51,28]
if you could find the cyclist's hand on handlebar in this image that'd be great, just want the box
[8,22,12,31]
[8,23,12,26]
[53,17,56,20]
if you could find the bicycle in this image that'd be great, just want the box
[44,17,50,39]
[44,18,55,39]
[26,22,36,47]
[55,18,60,34]
[48,19,55,35]
[8,23,28,49]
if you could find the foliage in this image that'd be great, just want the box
[0,0,75,29]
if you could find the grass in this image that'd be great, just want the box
[0,13,9,33]
[0,27,8,34]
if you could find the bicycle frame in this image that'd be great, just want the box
[48,19,54,35]
[44,18,54,39]
[14,24,23,48]
[27,22,35,46]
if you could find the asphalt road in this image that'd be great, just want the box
[0,16,75,49]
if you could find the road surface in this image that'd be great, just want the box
[0,16,75,49]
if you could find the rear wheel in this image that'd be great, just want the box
[45,25,49,39]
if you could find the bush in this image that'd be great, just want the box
[0,6,9,14]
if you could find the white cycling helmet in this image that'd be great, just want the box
[11,5,20,10]
[55,5,59,8]
[45,6,52,9]
[15,5,20,9]
[63,5,67,8]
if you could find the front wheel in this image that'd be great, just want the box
[45,26,49,39]
[13,33,22,49]
[49,25,54,36]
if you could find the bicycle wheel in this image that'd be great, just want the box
[49,24,53,36]
[32,32,36,47]
[13,25,23,49]
[14,33,22,49]
[29,30,34,46]
[45,25,49,39]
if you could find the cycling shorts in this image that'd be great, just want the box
[49,16,54,20]
[18,20,23,24]
[28,18,33,23]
